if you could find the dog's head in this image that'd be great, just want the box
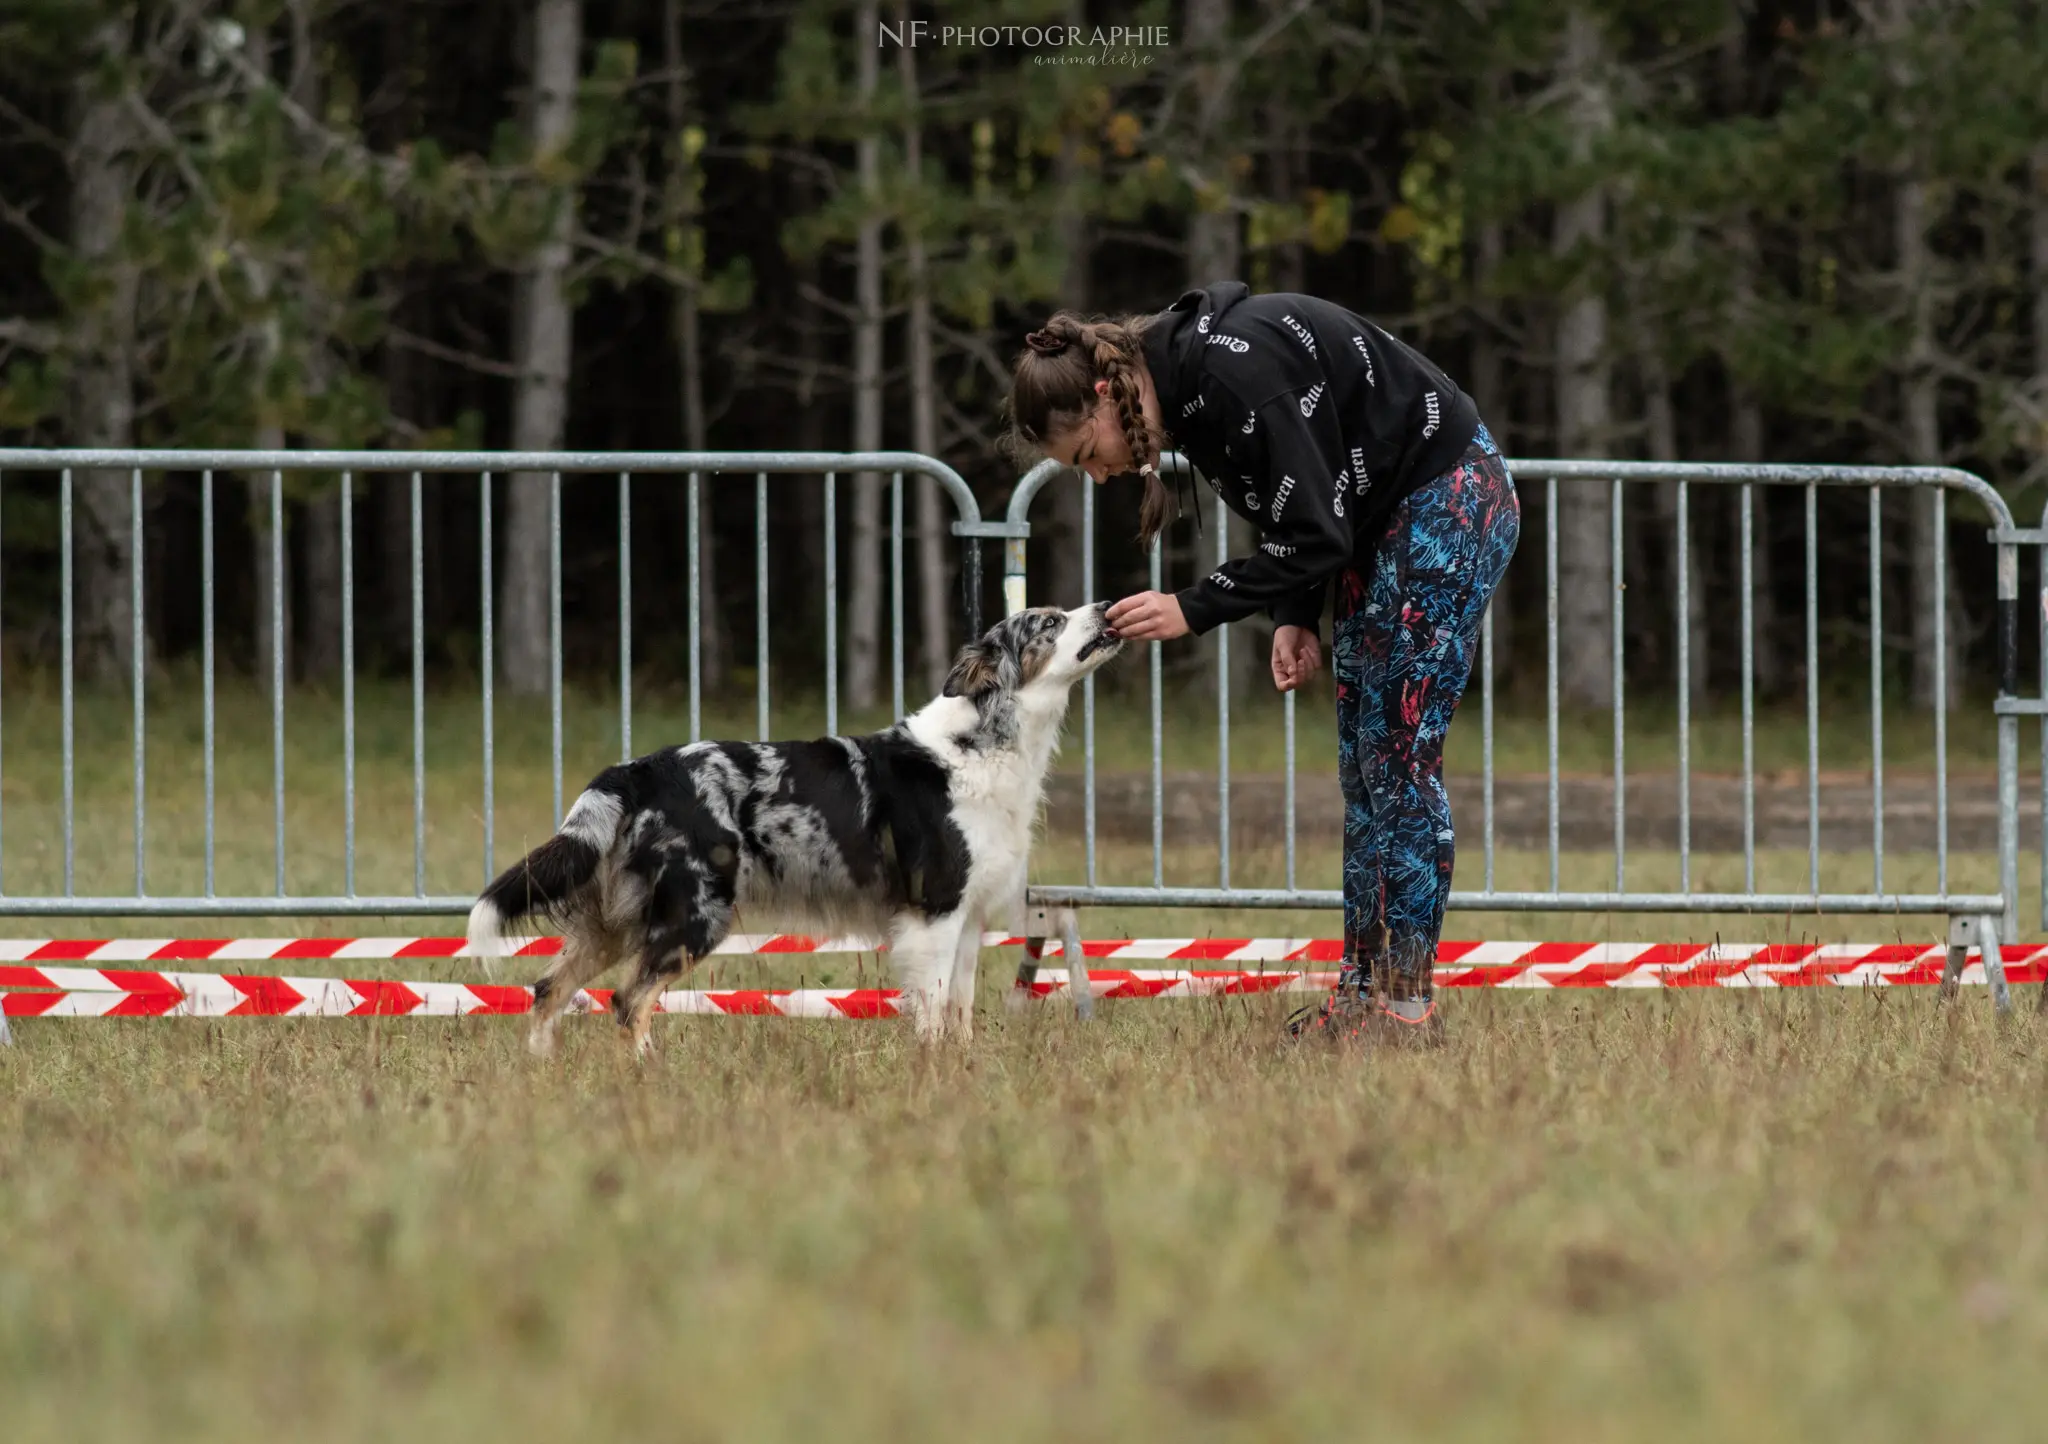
[940,604,1124,744]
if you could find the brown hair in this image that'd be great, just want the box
[1000,310,1175,544]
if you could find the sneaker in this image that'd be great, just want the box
[1282,982,1377,1043]
[1282,970,1447,1050]
[1371,991,1447,1049]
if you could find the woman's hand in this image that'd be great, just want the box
[1271,625,1322,693]
[1106,590,1189,642]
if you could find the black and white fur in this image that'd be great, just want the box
[467,602,1124,1055]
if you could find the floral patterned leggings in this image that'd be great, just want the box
[1330,422,1521,991]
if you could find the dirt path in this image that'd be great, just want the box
[1043,771,2045,851]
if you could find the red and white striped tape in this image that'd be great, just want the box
[0,977,900,1019]
[0,933,946,965]
[12,934,2020,967]
[1019,950,2048,1000]
[0,940,2037,1020]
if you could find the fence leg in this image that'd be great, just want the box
[0,1007,12,1047]
[1942,915,2011,1013]
[961,537,983,639]
[1060,907,1093,1022]
[1008,935,1044,1015]
[1941,915,1971,1002]
[1979,913,2011,1015]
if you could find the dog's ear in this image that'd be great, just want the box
[943,641,1001,698]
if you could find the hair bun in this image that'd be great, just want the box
[1024,328,1068,355]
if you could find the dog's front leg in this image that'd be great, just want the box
[890,915,965,1043]
[943,913,982,1042]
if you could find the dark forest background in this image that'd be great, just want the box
[2,0,2045,719]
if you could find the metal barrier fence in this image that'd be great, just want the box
[0,446,2034,1009]
[0,449,1012,919]
[1005,455,2031,1008]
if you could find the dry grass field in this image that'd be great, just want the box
[4,677,2046,1440]
[7,988,2046,1442]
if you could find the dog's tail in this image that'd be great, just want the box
[466,776,631,958]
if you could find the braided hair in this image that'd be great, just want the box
[1001,310,1175,544]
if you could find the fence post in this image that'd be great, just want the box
[1006,457,2018,984]
[1996,535,2020,958]
[0,447,984,923]
[961,535,982,638]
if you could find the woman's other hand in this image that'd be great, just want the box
[1105,591,1189,642]
[1271,625,1322,692]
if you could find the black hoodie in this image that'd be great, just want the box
[1139,282,1480,636]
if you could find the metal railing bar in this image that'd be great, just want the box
[1740,483,1755,894]
[1024,886,2007,914]
[481,472,495,882]
[549,470,563,827]
[202,470,215,897]
[1934,486,1948,893]
[1805,483,1819,896]
[411,471,426,897]
[61,469,73,896]
[1545,474,1559,892]
[756,471,769,741]
[1871,486,1885,894]
[1481,600,1494,894]
[1150,531,1164,891]
[619,471,632,761]
[131,467,145,896]
[825,470,838,738]
[891,469,904,723]
[1083,474,1097,887]
[0,888,1991,917]
[1612,476,1624,894]
[1677,479,1692,892]
[1216,480,1231,890]
[1285,686,1298,894]
[0,470,5,892]
[687,471,701,743]
[270,469,284,897]
[342,471,356,896]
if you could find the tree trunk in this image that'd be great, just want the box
[844,0,886,708]
[2031,143,2048,518]
[1866,0,1959,713]
[244,255,293,685]
[301,486,343,681]
[1472,212,1512,685]
[246,459,293,689]
[2035,146,2048,390]
[1262,91,1305,294]
[1723,217,1781,700]
[1223,73,1310,697]
[1553,8,1612,711]
[1896,173,1961,712]
[501,0,581,698]
[896,16,951,698]
[67,15,142,686]
[1185,0,1240,285]
[1644,351,1706,707]
[1043,30,1092,616]
[664,0,724,690]
[789,165,827,620]
[281,0,343,683]
[1727,374,1783,701]
[1180,0,1240,685]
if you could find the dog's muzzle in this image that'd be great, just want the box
[1077,624,1124,664]
[1074,600,1123,664]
